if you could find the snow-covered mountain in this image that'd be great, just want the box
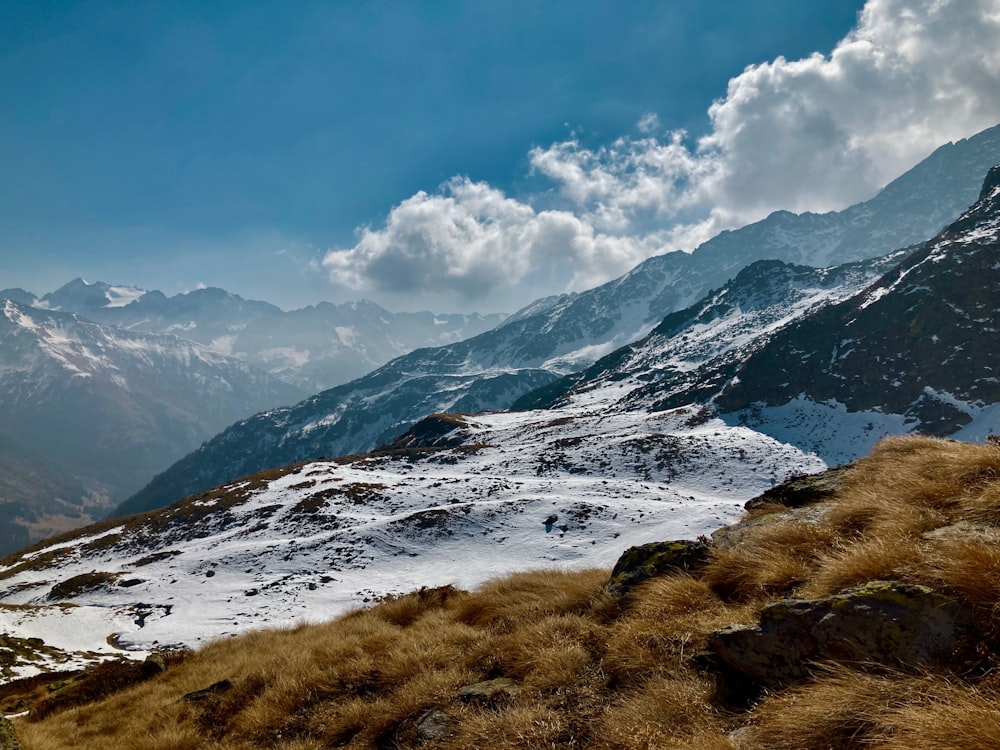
[22,280,507,392]
[0,300,304,550]
[515,251,911,413]
[714,164,1000,462]
[523,165,1000,466]
[119,125,1000,517]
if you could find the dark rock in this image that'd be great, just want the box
[415,708,453,742]
[744,464,853,511]
[708,581,968,686]
[457,677,520,705]
[140,654,166,678]
[183,679,233,702]
[606,540,711,597]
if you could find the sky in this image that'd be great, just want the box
[2,0,1000,314]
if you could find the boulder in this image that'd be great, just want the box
[708,581,967,685]
[415,709,453,742]
[606,540,711,597]
[711,504,828,549]
[182,679,233,703]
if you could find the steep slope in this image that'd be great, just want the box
[34,280,507,392]
[13,435,1000,750]
[116,355,561,517]
[716,165,1000,457]
[0,435,92,554]
[515,250,911,412]
[118,126,1000,516]
[0,301,304,548]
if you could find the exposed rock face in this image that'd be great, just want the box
[415,709,453,742]
[717,166,1000,436]
[605,540,712,597]
[707,581,968,686]
[710,504,828,550]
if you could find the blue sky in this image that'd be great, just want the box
[2,1,999,313]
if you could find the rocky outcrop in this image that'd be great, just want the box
[707,581,969,686]
[457,678,521,706]
[605,540,711,598]
[415,709,453,742]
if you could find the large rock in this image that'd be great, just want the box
[606,540,711,598]
[707,581,967,685]
[711,504,828,550]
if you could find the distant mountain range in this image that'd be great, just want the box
[0,299,305,549]
[119,124,1000,517]
[9,280,507,392]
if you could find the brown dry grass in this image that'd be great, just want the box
[15,435,1000,749]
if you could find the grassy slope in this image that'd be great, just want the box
[11,434,1000,749]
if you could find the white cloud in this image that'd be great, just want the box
[637,112,661,134]
[325,0,1000,309]
[539,0,1000,247]
[323,178,659,305]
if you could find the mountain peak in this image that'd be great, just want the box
[978,163,1000,203]
[42,278,146,311]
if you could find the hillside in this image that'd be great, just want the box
[0,405,821,672]
[6,434,1000,749]
[715,164,1000,457]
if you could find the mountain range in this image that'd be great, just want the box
[119,124,1000,517]
[0,299,305,551]
[12,280,507,393]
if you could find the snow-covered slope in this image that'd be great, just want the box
[117,126,1000,517]
[516,251,910,413]
[497,122,1000,370]
[29,280,507,392]
[0,403,822,678]
[0,301,304,549]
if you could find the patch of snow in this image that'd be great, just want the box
[724,395,913,467]
[104,286,146,308]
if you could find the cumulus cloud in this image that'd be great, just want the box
[323,178,659,304]
[325,0,1000,309]
[535,0,1000,247]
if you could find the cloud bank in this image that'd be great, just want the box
[325,0,1000,311]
